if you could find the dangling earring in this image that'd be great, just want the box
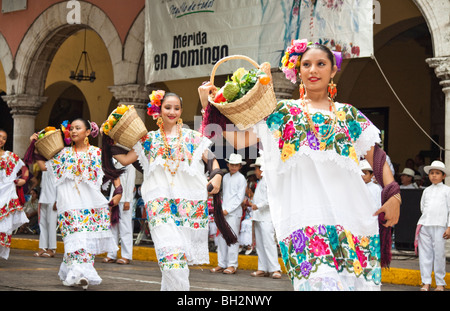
[328,79,337,100]
[156,116,163,128]
[177,118,183,126]
[299,79,305,100]
[84,137,89,146]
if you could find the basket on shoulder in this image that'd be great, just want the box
[101,105,148,149]
[208,55,277,130]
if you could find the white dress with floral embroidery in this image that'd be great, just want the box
[0,151,29,259]
[254,100,382,291]
[46,146,117,286]
[133,128,211,291]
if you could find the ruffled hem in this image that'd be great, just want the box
[0,245,10,260]
[59,262,102,286]
[290,268,381,291]
[63,232,118,255]
[0,210,28,234]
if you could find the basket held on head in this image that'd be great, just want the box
[108,106,148,149]
[208,55,277,131]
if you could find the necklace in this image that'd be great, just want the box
[72,144,90,195]
[301,98,337,147]
[159,122,184,186]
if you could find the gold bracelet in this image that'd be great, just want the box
[393,193,402,204]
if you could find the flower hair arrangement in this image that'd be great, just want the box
[147,90,165,120]
[280,39,343,84]
[61,120,71,145]
[280,39,314,84]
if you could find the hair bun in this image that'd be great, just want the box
[90,121,99,138]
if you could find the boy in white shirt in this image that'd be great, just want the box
[210,153,246,275]
[360,160,382,210]
[417,160,450,291]
[249,157,282,279]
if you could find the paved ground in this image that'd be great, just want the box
[1,248,417,292]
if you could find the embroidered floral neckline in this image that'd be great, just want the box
[266,100,374,165]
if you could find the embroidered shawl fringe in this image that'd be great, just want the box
[101,135,126,184]
[207,158,238,246]
[373,144,399,268]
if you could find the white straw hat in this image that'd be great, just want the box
[424,160,449,175]
[400,168,415,177]
[250,157,263,167]
[359,159,372,172]
[225,153,246,165]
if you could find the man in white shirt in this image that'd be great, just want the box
[249,157,282,279]
[103,161,136,264]
[210,154,246,275]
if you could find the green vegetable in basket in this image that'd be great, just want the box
[222,82,240,102]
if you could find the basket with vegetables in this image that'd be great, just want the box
[208,55,277,130]
[102,104,147,149]
[35,126,65,160]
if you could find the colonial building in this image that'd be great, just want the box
[0,0,449,178]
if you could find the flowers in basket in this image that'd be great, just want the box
[102,104,130,135]
[212,67,270,104]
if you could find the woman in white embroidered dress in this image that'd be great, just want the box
[0,129,29,260]
[198,41,400,291]
[114,91,223,291]
[30,119,121,290]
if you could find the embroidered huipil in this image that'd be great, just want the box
[134,128,211,287]
[0,151,28,259]
[254,100,382,291]
[46,146,117,285]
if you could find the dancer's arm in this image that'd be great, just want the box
[365,146,400,227]
[113,149,138,166]
[198,82,259,150]
[203,150,222,195]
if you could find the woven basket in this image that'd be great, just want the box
[35,130,64,160]
[208,55,277,130]
[108,106,148,149]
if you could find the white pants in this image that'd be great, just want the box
[107,203,133,260]
[254,220,281,272]
[418,225,447,286]
[38,203,57,250]
[217,214,241,268]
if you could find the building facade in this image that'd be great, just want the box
[0,0,449,178]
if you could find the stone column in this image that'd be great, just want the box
[1,94,47,158]
[108,84,151,121]
[426,56,450,183]
[108,84,154,185]
[271,69,297,101]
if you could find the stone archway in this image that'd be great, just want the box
[413,0,450,180]
[13,2,122,97]
[2,2,122,156]
[0,32,13,94]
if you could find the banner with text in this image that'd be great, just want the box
[144,0,373,84]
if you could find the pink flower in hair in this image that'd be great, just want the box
[293,39,309,53]
[90,121,99,138]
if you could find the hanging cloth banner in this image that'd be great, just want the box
[144,0,373,84]
[288,0,374,59]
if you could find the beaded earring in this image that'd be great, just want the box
[84,137,89,146]
[328,79,337,100]
[156,116,163,128]
[299,79,305,100]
